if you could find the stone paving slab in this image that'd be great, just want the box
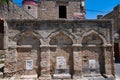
[0,76,115,80]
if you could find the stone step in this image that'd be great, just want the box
[20,74,37,79]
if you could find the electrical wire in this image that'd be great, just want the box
[86,9,111,13]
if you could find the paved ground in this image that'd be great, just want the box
[115,63,120,80]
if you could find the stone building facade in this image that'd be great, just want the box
[37,0,85,20]
[2,19,114,80]
[103,4,120,63]
[22,0,85,20]
[0,0,85,20]
[0,1,35,19]
[0,0,115,80]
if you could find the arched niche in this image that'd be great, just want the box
[81,30,107,45]
[16,31,41,45]
[49,32,73,45]
[15,30,41,77]
[49,32,73,78]
[82,33,103,45]
[81,30,106,75]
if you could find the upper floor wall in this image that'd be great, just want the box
[0,0,85,20]
[37,0,85,20]
[21,0,85,20]
[0,1,35,19]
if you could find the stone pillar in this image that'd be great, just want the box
[39,45,51,80]
[3,20,8,49]
[3,34,8,49]
[103,45,114,76]
[72,44,82,79]
[4,21,18,76]
[4,47,18,77]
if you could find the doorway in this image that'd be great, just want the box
[114,43,120,63]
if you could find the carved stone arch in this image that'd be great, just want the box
[13,30,42,45]
[49,31,73,45]
[81,30,107,45]
[48,29,76,44]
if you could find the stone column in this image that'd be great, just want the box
[3,20,8,49]
[4,46,18,77]
[39,45,51,80]
[72,44,82,79]
[103,44,114,76]
[4,21,18,76]
[3,34,8,49]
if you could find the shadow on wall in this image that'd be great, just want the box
[0,20,4,50]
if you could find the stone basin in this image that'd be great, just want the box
[53,73,71,79]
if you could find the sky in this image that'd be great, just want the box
[13,0,120,19]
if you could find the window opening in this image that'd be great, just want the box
[28,6,31,9]
[0,20,4,33]
[59,6,67,18]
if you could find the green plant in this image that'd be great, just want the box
[0,60,4,64]
[0,0,9,5]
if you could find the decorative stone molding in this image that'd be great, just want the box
[4,19,114,79]
[81,30,107,44]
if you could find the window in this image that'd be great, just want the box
[59,6,67,18]
[28,6,31,9]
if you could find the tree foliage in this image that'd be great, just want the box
[0,0,9,6]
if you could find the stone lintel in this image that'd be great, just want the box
[49,45,57,47]
[8,45,17,49]
[40,45,73,48]
[83,45,97,47]
[40,45,50,47]
[17,45,32,48]
[81,44,112,47]
[102,44,112,47]
[72,44,112,47]
[72,44,82,47]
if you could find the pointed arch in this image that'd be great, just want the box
[48,29,76,44]
[81,30,107,45]
[13,30,42,45]
[49,31,73,45]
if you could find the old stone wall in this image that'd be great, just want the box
[0,0,85,20]
[0,1,35,19]
[37,1,83,20]
[23,4,38,18]
[4,19,114,79]
[103,5,120,33]
[103,5,120,64]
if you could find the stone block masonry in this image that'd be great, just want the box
[2,19,114,80]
